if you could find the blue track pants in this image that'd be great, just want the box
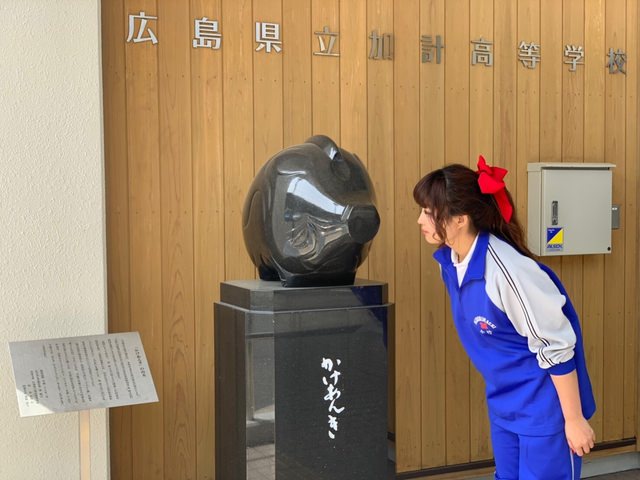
[490,422,581,480]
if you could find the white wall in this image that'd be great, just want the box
[0,1,108,479]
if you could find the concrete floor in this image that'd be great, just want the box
[590,471,640,479]
[246,445,640,479]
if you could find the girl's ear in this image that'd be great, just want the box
[455,214,468,226]
[456,214,473,232]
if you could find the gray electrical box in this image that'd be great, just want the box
[527,163,615,256]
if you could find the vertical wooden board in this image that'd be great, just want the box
[468,0,493,463]
[636,1,640,448]
[469,0,493,168]
[539,0,563,163]
[444,311,470,466]
[420,241,448,470]
[623,0,638,440]
[444,0,470,165]
[124,1,164,478]
[311,0,340,140]
[561,0,584,319]
[562,0,585,164]
[443,0,470,466]
[393,0,421,470]
[583,0,606,442]
[103,0,133,478]
[583,254,605,440]
[283,0,312,146]
[254,0,283,170]
[367,0,394,302]
[495,0,518,198]
[223,0,255,281]
[603,0,626,442]
[515,0,539,225]
[367,2,395,453]
[419,0,446,468]
[539,0,563,277]
[340,0,369,280]
[190,1,225,478]
[158,2,196,478]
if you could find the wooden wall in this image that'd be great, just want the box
[102,0,640,477]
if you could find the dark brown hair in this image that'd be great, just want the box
[413,164,534,258]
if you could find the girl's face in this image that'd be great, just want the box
[417,207,467,246]
[417,208,441,244]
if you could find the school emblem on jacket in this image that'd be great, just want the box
[473,316,496,335]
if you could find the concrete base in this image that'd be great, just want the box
[215,279,391,480]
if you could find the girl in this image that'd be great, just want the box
[414,157,596,480]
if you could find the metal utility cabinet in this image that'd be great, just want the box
[527,163,615,256]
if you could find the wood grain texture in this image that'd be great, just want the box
[283,0,312,146]
[393,0,421,470]
[222,0,255,282]
[101,1,639,476]
[469,0,498,461]
[340,0,369,280]
[603,0,626,442]
[443,0,470,466]
[254,0,284,171]
[636,1,640,451]
[539,0,563,278]
[561,0,585,326]
[124,0,165,478]
[158,1,196,478]
[190,0,225,478]
[623,0,638,441]
[103,0,133,478]
[419,0,446,469]
[583,0,606,442]
[515,0,539,224]
[367,0,395,303]
[311,0,340,141]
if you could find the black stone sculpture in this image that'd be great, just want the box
[242,135,380,287]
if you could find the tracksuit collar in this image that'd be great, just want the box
[433,231,490,287]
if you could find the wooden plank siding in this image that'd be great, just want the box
[282,0,312,147]
[222,0,255,284]
[311,0,340,141]
[124,1,165,479]
[561,0,585,323]
[157,2,197,478]
[624,0,639,442]
[539,0,564,280]
[102,1,640,478]
[393,0,421,470]
[469,0,494,464]
[190,0,225,477]
[419,0,447,470]
[443,0,471,467]
[583,0,607,443]
[604,0,627,443]
[254,0,283,173]
[103,0,133,477]
[341,0,369,280]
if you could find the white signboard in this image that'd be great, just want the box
[9,332,158,417]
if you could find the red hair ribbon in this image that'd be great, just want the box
[476,155,513,223]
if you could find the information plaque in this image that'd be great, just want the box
[9,332,158,417]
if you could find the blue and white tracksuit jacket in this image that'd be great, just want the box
[434,231,595,436]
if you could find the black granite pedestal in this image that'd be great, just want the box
[214,279,391,480]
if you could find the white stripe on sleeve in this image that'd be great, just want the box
[485,235,576,369]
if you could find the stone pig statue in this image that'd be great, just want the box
[242,135,380,287]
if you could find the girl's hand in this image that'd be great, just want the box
[565,417,595,456]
